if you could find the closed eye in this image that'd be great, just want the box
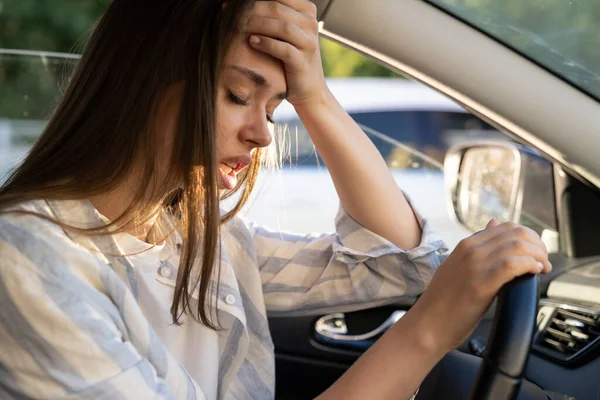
[228,91,248,106]
[229,91,275,124]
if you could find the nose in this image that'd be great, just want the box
[241,113,273,149]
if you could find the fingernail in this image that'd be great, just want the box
[536,262,544,271]
[249,36,260,45]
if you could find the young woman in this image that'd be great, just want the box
[0,1,551,399]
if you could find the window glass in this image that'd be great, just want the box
[0,51,77,181]
[277,110,502,167]
[0,50,518,249]
[236,103,508,248]
[0,2,553,250]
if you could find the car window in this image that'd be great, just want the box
[0,2,108,53]
[427,0,600,101]
[277,110,503,167]
[1,50,552,249]
[0,50,78,181]
[236,123,476,248]
[233,98,511,249]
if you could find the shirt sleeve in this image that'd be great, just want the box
[249,203,448,317]
[0,224,203,400]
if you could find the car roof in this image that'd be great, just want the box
[273,78,467,121]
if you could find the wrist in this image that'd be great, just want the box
[392,301,450,360]
[291,86,336,115]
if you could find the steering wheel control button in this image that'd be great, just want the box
[225,294,236,305]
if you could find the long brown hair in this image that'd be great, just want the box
[0,0,261,328]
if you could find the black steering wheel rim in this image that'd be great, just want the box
[467,274,539,400]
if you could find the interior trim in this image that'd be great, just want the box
[0,48,80,59]
[547,261,600,306]
[313,0,334,21]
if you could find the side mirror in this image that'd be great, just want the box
[444,141,559,249]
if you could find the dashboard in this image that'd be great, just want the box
[511,259,599,399]
[456,257,600,399]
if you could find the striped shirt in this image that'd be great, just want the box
[0,198,446,399]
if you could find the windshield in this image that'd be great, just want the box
[427,0,600,101]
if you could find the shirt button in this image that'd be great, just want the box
[225,294,236,305]
[159,267,172,278]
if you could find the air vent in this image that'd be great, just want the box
[534,306,600,364]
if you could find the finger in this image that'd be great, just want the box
[458,221,526,252]
[266,0,318,16]
[252,1,316,27]
[249,35,303,66]
[478,224,551,272]
[486,218,501,229]
[246,16,311,51]
[488,255,545,289]
[486,239,551,273]
[483,223,548,254]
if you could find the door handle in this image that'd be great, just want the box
[314,310,406,351]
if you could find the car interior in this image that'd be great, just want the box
[2,1,600,399]
[268,1,600,399]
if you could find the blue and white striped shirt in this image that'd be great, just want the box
[0,198,446,399]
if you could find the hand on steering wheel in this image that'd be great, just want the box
[412,219,550,399]
[415,219,550,352]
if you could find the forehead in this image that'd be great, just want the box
[224,37,287,91]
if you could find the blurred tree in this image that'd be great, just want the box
[0,0,109,52]
[319,39,399,78]
[0,1,108,119]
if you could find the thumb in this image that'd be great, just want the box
[486,218,501,229]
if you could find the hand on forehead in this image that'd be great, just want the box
[225,33,288,95]
[240,0,325,106]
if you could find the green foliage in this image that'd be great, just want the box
[0,0,109,52]
[0,55,74,119]
[320,39,398,78]
[0,1,108,120]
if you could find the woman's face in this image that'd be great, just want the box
[215,37,287,190]
[154,36,287,193]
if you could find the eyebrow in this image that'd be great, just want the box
[227,66,287,100]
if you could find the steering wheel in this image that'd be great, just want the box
[467,274,539,399]
[417,274,539,400]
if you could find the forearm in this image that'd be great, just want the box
[294,90,421,250]
[316,302,446,400]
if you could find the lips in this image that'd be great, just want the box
[218,156,251,190]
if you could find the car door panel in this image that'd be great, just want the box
[270,255,582,399]
[270,306,408,399]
